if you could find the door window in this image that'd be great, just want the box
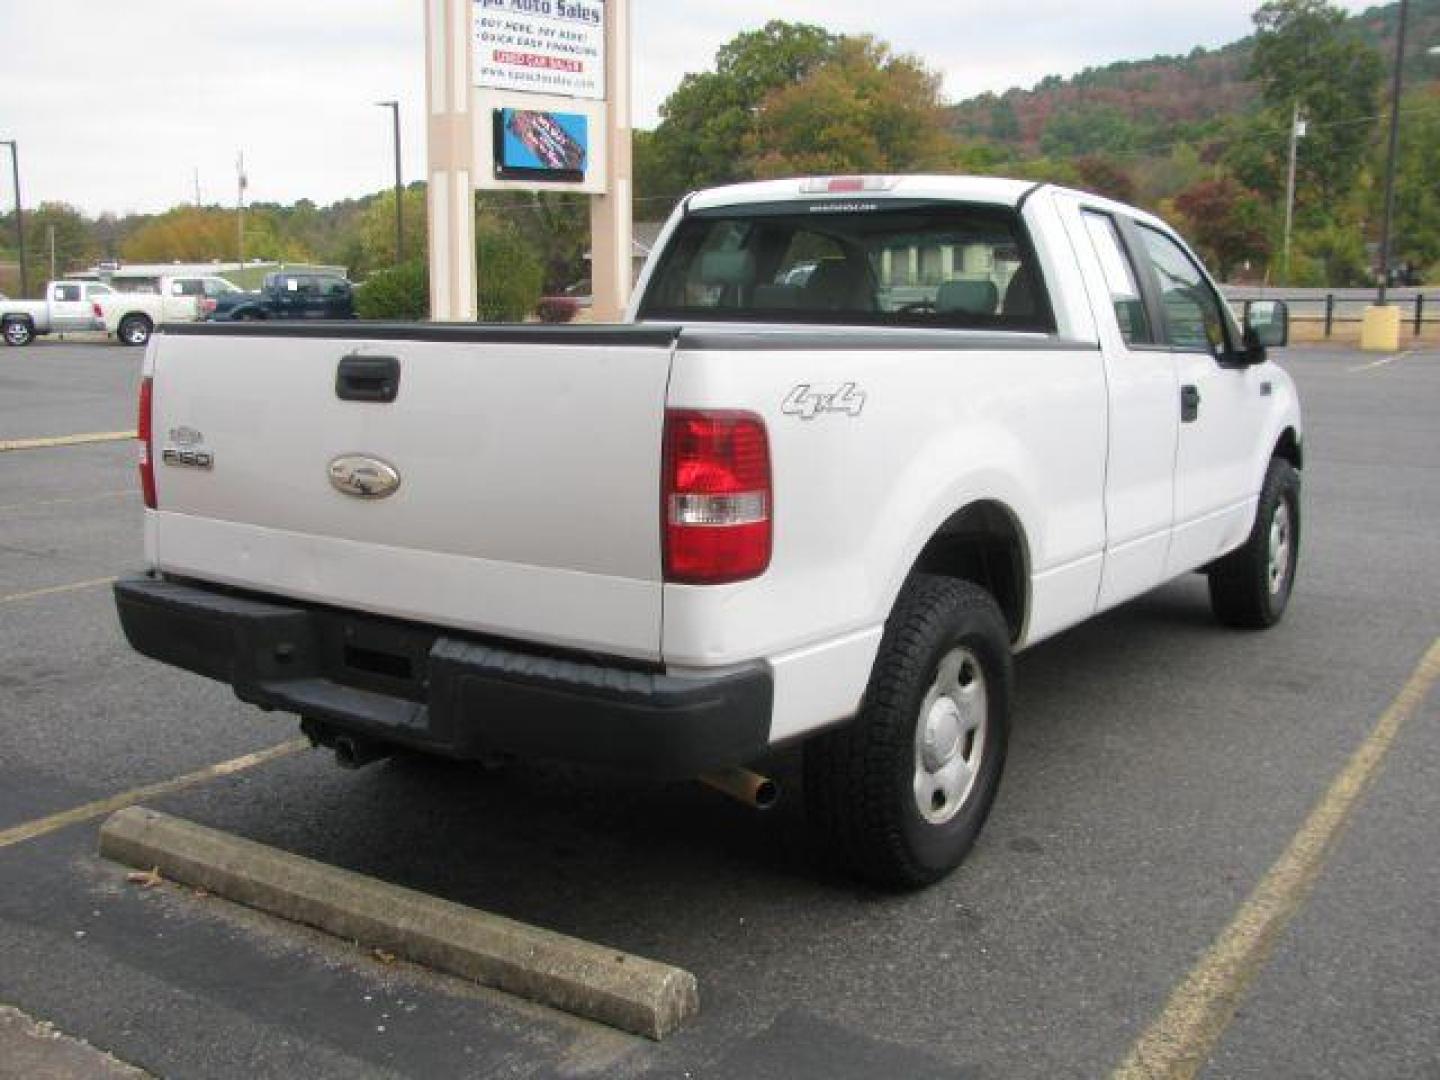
[53,284,81,302]
[1081,212,1153,347]
[1136,227,1229,356]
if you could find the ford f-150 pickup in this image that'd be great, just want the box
[113,176,1301,888]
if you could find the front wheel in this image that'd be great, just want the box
[1208,457,1301,629]
[3,318,34,346]
[117,314,152,347]
[804,575,1012,890]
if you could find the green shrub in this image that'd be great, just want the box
[355,261,429,320]
[477,224,544,322]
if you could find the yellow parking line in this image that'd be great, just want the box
[0,490,130,513]
[0,577,117,606]
[1113,637,1440,1080]
[0,431,135,452]
[0,740,310,850]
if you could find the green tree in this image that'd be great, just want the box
[1250,0,1385,206]
[475,218,543,322]
[354,261,429,320]
[745,36,957,178]
[1382,86,1440,275]
[23,203,100,280]
[650,21,839,191]
[353,187,429,277]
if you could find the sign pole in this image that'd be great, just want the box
[425,0,478,321]
[590,0,633,323]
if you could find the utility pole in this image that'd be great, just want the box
[194,167,202,207]
[1362,0,1412,351]
[236,152,247,268]
[376,101,404,262]
[48,223,55,281]
[1282,102,1303,284]
[2,140,28,298]
[1376,0,1409,306]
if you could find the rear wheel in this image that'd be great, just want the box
[805,575,1012,889]
[3,318,34,346]
[117,314,152,347]
[1209,457,1301,629]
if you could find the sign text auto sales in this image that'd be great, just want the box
[474,0,606,100]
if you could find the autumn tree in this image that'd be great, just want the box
[745,36,957,178]
[1073,157,1137,204]
[1172,176,1272,279]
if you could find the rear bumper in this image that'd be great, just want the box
[113,576,773,779]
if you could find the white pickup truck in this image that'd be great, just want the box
[1,279,114,345]
[95,276,218,347]
[114,176,1301,887]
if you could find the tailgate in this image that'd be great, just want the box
[146,325,679,661]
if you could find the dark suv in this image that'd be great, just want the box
[208,272,355,321]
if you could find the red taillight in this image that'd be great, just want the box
[663,410,771,584]
[92,301,103,318]
[138,376,156,509]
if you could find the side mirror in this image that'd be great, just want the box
[1244,299,1289,351]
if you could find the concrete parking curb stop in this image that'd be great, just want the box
[98,807,699,1041]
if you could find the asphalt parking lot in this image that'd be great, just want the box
[1,339,1436,1079]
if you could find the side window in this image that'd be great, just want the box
[1136,227,1229,356]
[1081,211,1153,347]
[54,284,82,302]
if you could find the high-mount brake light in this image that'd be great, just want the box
[799,176,898,195]
[663,411,772,585]
[138,376,156,509]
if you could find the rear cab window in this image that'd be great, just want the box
[639,201,1055,333]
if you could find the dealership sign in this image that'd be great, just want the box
[474,0,606,101]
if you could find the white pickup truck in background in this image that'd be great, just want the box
[114,176,1301,888]
[95,275,228,346]
[1,279,115,345]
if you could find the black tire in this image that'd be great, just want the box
[3,318,34,347]
[1209,457,1301,629]
[804,575,1012,890]
[117,314,152,347]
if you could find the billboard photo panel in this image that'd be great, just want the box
[494,108,588,183]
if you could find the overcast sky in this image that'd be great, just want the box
[0,0,1381,216]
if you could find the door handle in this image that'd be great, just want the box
[1180,384,1201,423]
[336,355,401,403]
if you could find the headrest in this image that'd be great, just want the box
[936,279,999,316]
[698,250,755,287]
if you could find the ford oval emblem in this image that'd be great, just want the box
[328,455,401,500]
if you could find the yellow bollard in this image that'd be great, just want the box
[1360,305,1402,352]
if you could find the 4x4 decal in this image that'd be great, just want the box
[782,382,867,421]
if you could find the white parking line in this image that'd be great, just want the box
[0,490,130,513]
[1348,349,1413,372]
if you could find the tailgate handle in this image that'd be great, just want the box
[336,355,401,403]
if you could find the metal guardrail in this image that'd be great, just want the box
[1222,287,1437,338]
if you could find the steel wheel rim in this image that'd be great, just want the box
[4,323,26,344]
[1268,501,1293,597]
[913,647,987,825]
[124,322,146,344]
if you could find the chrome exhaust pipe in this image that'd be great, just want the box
[700,767,779,810]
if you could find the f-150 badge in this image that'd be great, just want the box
[782,383,867,421]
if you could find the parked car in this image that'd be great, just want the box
[114,175,1300,888]
[207,272,355,321]
[95,277,208,347]
[1,279,114,345]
